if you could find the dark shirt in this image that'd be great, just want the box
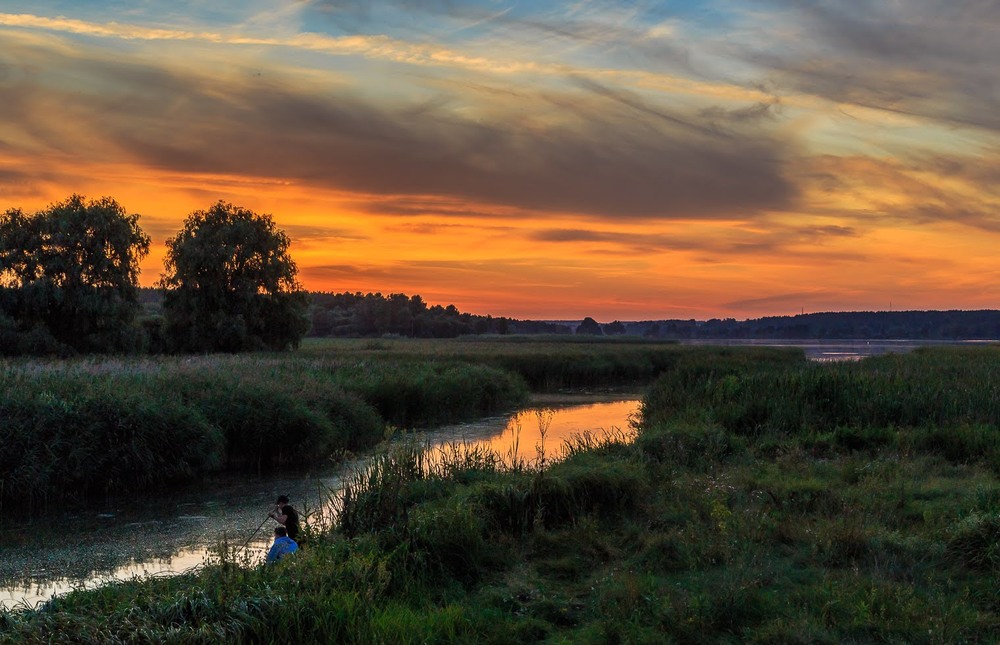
[281,504,300,540]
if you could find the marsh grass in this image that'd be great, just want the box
[299,336,687,392]
[0,352,529,511]
[2,338,686,510]
[4,345,999,642]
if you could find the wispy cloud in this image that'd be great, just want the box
[0,30,798,219]
[739,0,1000,133]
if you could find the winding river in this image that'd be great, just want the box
[0,393,641,610]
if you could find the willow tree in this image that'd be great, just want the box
[158,201,309,352]
[0,194,150,354]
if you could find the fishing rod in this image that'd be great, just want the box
[235,513,272,558]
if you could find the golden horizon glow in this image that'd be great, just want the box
[2,2,998,321]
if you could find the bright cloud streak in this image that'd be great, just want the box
[0,1,998,320]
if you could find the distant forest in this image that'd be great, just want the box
[140,289,570,339]
[624,310,1000,341]
[141,290,1000,340]
[306,292,569,338]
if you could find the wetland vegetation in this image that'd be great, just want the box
[2,342,999,643]
[0,337,679,511]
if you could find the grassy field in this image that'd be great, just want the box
[3,344,999,643]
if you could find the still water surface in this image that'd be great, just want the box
[681,338,994,361]
[0,395,640,610]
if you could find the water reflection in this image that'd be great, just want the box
[0,396,640,610]
[426,399,640,465]
[681,338,993,361]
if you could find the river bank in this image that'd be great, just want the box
[1,395,641,610]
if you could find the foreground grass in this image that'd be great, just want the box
[3,345,999,642]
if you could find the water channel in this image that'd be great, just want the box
[0,394,641,610]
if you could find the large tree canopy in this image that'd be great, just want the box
[0,194,150,354]
[159,201,309,352]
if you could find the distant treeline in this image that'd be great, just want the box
[624,310,1000,340]
[142,289,570,339]
[308,292,573,338]
[136,294,1000,341]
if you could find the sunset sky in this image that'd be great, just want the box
[1,1,997,320]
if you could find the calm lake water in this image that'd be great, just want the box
[0,394,640,610]
[681,338,995,361]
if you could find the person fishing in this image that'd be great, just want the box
[269,495,300,541]
[266,525,298,563]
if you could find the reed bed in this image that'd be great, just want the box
[1,338,687,509]
[0,353,528,510]
[6,345,996,642]
[298,336,689,391]
[643,345,1000,471]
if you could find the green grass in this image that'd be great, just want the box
[0,352,527,510]
[3,344,999,642]
[298,336,686,391]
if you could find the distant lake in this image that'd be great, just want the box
[679,338,997,361]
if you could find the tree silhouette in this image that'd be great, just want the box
[576,316,604,335]
[159,202,308,352]
[0,195,150,354]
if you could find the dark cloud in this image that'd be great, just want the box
[722,290,836,311]
[301,258,538,289]
[531,222,859,256]
[699,100,781,127]
[748,0,1000,132]
[0,35,798,220]
[531,228,694,254]
[356,195,518,220]
[0,165,59,202]
[917,151,1000,187]
[798,154,1000,232]
[797,225,857,239]
[906,204,1000,233]
[278,223,368,242]
[569,77,725,138]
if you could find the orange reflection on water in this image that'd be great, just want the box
[449,400,641,465]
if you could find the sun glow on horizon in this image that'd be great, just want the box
[1,2,998,320]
